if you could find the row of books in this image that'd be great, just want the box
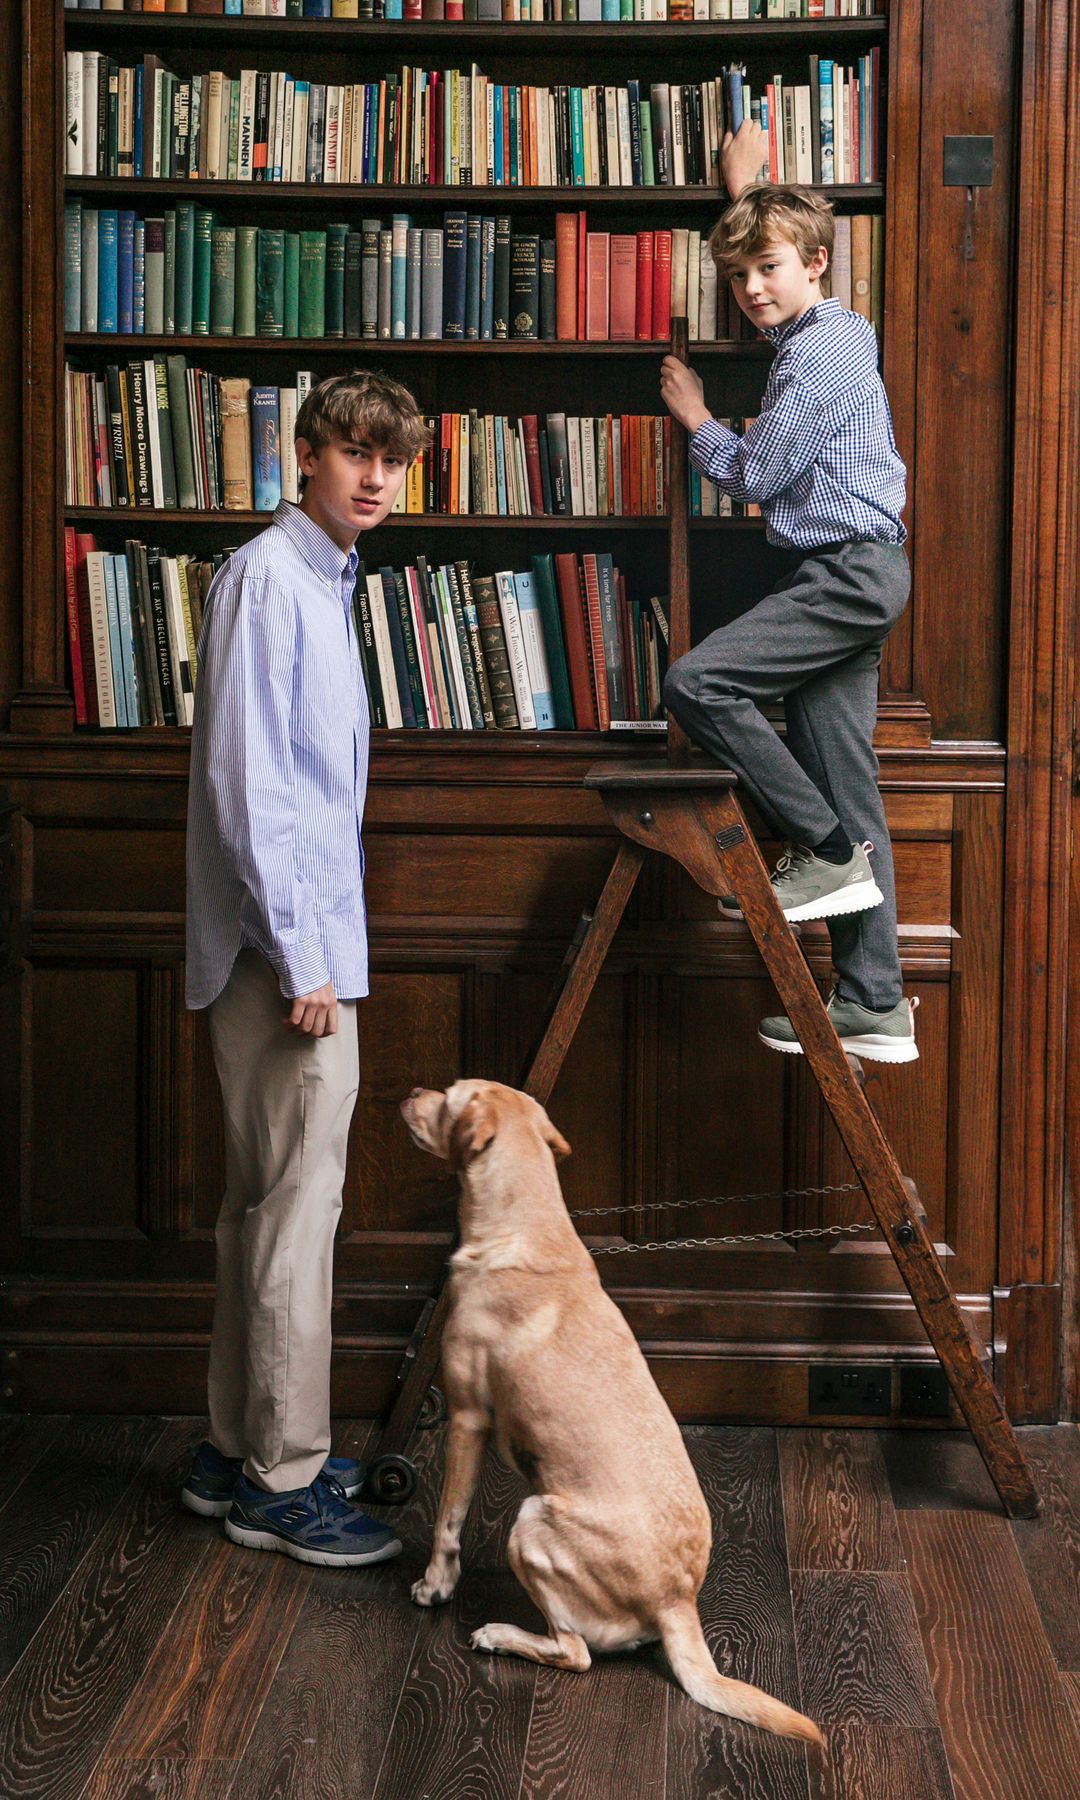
[65,202,880,342]
[64,529,222,728]
[63,53,880,188]
[65,358,766,519]
[64,527,671,736]
[64,3,881,21]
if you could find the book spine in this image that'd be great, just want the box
[251,385,282,511]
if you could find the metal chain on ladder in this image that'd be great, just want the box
[566,1179,879,1258]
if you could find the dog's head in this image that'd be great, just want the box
[400,1080,571,1172]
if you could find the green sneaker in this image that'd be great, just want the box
[759,992,919,1064]
[718,841,883,925]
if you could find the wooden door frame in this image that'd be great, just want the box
[1000,0,1080,1419]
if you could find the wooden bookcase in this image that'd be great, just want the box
[1,0,1077,1428]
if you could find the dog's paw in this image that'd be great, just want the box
[411,1575,453,1608]
[470,1626,504,1655]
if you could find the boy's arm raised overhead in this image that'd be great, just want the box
[200,574,332,1006]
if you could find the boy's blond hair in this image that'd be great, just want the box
[295,369,430,466]
[708,184,835,293]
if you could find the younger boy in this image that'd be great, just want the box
[660,125,916,1064]
[182,371,429,1562]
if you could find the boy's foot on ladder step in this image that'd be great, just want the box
[718,839,884,923]
[759,992,920,1064]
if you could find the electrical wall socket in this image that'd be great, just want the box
[808,1364,892,1417]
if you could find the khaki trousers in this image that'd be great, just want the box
[206,949,359,1493]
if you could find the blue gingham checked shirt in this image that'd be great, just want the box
[186,500,370,1010]
[689,298,907,549]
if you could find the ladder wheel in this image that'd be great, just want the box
[363,1454,418,1505]
[418,1385,447,1429]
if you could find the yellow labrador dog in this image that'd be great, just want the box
[400,1078,822,1747]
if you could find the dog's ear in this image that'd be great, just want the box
[540,1115,571,1161]
[449,1094,497,1171]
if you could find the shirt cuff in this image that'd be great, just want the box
[269,937,332,1001]
[689,416,737,475]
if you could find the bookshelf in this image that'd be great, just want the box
[7,0,1075,1429]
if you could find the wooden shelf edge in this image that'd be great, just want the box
[61,17,888,49]
[65,334,771,356]
[64,177,884,205]
[62,508,766,530]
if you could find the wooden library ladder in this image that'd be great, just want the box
[364,323,1040,1523]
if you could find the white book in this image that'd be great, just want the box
[794,86,814,184]
[693,0,708,17]
[267,0,288,15]
[616,88,634,188]
[611,417,623,515]
[699,250,717,342]
[687,233,701,340]
[514,571,555,730]
[366,574,402,729]
[604,89,621,187]
[205,72,224,181]
[831,216,852,308]
[82,52,100,178]
[237,70,257,181]
[279,387,298,503]
[494,571,536,730]
[297,370,313,413]
[340,84,354,187]
[244,1,269,13]
[566,418,585,517]
[459,413,470,515]
[732,0,750,15]
[281,79,295,188]
[273,71,287,182]
[86,553,117,728]
[65,52,83,176]
[504,419,522,516]
[670,86,686,188]
[484,415,499,515]
[833,66,845,184]
[292,86,309,185]
[580,419,598,518]
[325,85,342,183]
[144,360,164,508]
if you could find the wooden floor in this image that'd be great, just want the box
[0,1418,1077,1799]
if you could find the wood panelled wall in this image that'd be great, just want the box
[1,0,1076,1425]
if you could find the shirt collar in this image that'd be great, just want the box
[764,296,842,348]
[273,499,358,585]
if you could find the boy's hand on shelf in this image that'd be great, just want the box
[722,120,768,199]
[660,357,711,436]
[285,982,339,1038]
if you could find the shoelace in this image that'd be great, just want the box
[309,1472,352,1527]
[771,843,814,886]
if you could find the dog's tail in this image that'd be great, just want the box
[658,1603,823,1747]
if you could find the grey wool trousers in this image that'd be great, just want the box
[662,540,911,1012]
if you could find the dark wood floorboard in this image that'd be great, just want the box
[0,1419,204,1800]
[0,1417,166,1684]
[666,1428,810,1800]
[900,1506,1080,1800]
[0,1419,1077,1800]
[1007,1425,1080,1672]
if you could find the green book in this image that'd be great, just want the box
[161,72,177,181]
[283,233,300,338]
[298,230,327,339]
[325,222,348,339]
[192,209,215,337]
[165,354,197,509]
[640,101,656,188]
[210,223,236,336]
[227,78,241,182]
[529,554,575,729]
[151,354,178,510]
[256,229,285,338]
[162,210,177,335]
[235,224,258,338]
[287,0,303,15]
[174,201,195,335]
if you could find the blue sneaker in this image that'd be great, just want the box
[224,1471,402,1567]
[180,1440,366,1519]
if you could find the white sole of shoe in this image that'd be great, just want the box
[224,1518,403,1565]
[758,1027,919,1064]
[781,880,884,924]
[180,1488,231,1519]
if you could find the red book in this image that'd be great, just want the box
[628,415,642,517]
[446,0,465,17]
[554,552,598,731]
[73,531,99,727]
[64,528,89,725]
[653,230,672,339]
[521,416,545,514]
[609,234,637,342]
[502,90,511,189]
[438,413,453,514]
[580,554,610,729]
[766,84,779,183]
[577,210,588,344]
[555,213,579,340]
[585,232,609,341]
[635,232,654,340]
[404,0,423,17]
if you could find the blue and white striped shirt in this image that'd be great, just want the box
[689,299,907,550]
[185,500,370,1011]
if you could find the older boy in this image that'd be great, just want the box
[182,371,428,1562]
[660,125,916,1064]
